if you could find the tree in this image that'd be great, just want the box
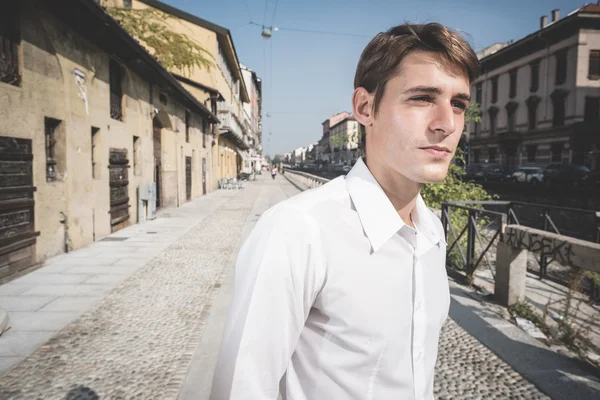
[272,156,281,165]
[106,7,213,76]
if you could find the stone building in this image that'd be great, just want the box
[241,64,263,174]
[469,4,600,169]
[0,0,218,282]
[329,115,360,165]
[316,111,350,163]
[105,0,254,185]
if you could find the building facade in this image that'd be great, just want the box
[329,115,360,165]
[317,111,350,163]
[0,0,218,282]
[241,64,263,173]
[107,0,255,185]
[469,4,600,170]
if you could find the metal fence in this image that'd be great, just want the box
[441,200,600,298]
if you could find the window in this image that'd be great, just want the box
[589,50,600,79]
[526,97,540,130]
[551,143,562,163]
[109,59,123,121]
[491,77,498,103]
[552,95,566,127]
[185,111,190,143]
[473,149,480,164]
[202,118,207,148]
[527,145,537,163]
[488,148,497,163]
[45,118,61,182]
[159,92,168,105]
[473,122,480,136]
[555,50,567,85]
[509,69,517,99]
[507,107,517,132]
[0,2,21,86]
[133,136,141,176]
[92,127,100,179]
[530,61,540,92]
[584,97,600,122]
[475,82,482,104]
[489,108,498,135]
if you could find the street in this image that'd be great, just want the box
[1,174,598,399]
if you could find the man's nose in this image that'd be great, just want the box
[429,104,457,136]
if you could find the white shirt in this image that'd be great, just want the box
[210,158,450,400]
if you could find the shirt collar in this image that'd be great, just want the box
[345,158,444,252]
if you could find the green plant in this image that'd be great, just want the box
[106,7,213,75]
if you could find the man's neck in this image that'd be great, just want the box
[364,157,421,228]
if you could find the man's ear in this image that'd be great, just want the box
[352,87,374,127]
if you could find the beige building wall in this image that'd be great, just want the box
[128,0,248,187]
[0,6,213,276]
[0,8,156,261]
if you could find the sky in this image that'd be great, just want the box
[160,0,587,156]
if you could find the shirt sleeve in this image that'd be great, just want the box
[209,204,325,400]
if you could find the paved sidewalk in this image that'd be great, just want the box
[0,172,598,399]
[0,185,237,378]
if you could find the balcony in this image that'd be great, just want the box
[218,103,249,150]
[0,36,20,86]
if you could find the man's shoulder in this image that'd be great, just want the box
[261,176,347,225]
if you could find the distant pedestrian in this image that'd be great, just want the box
[211,22,478,400]
[271,167,277,180]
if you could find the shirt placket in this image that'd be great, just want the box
[412,237,426,400]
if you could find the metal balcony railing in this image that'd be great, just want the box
[110,93,123,121]
[218,103,245,140]
[0,36,20,86]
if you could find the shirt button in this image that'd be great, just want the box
[415,300,422,311]
[416,351,423,361]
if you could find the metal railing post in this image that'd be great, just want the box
[441,202,448,239]
[540,211,549,280]
[466,209,476,276]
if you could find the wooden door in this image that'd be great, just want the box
[109,148,130,232]
[202,157,207,195]
[153,120,162,208]
[185,156,192,201]
[0,136,39,281]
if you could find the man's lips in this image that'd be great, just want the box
[419,145,451,153]
[419,145,452,158]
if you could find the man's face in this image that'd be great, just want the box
[368,50,470,184]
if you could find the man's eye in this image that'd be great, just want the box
[411,96,432,103]
[452,101,468,111]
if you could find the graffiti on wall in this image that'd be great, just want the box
[504,227,576,266]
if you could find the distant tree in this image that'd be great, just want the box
[272,156,281,165]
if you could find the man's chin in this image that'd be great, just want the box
[418,170,449,184]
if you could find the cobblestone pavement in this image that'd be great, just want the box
[0,175,555,399]
[0,183,259,399]
[435,318,549,400]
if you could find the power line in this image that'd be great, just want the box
[270,0,279,27]
[262,0,270,26]
[243,0,252,22]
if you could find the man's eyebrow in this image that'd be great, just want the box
[403,86,441,95]
[403,86,471,102]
